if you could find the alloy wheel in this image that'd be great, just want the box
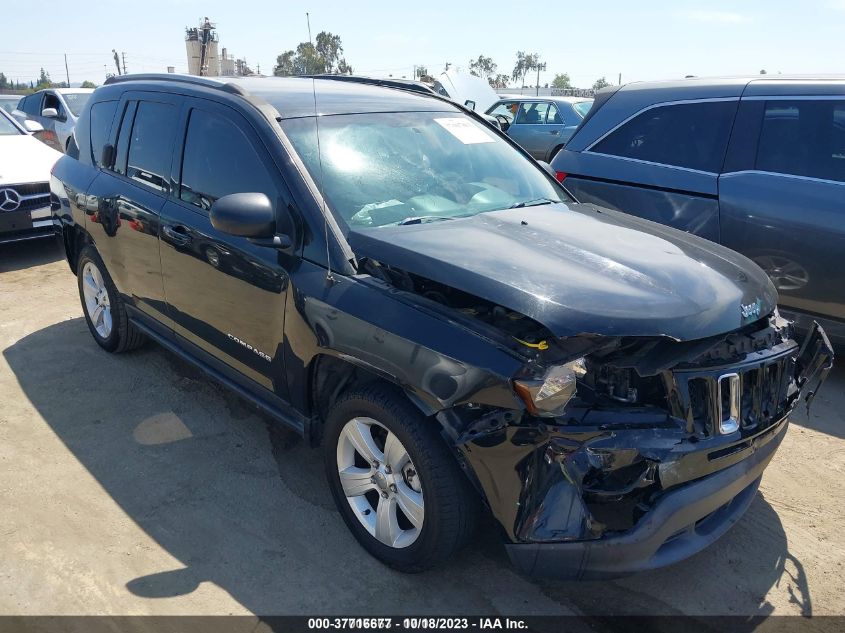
[81,261,113,338]
[336,417,424,548]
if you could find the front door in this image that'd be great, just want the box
[159,98,293,398]
[509,101,553,159]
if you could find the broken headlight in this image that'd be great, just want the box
[513,358,587,417]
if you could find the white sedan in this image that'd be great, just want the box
[0,109,63,244]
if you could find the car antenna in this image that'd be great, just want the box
[310,77,335,287]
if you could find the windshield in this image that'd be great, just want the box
[0,98,19,115]
[0,110,22,136]
[281,111,566,229]
[573,100,593,118]
[63,92,91,117]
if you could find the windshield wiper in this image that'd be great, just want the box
[396,216,456,226]
[508,198,556,209]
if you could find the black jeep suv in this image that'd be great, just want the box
[50,74,832,579]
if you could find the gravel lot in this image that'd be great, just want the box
[1,239,843,620]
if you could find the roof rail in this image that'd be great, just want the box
[102,73,247,96]
[302,74,437,97]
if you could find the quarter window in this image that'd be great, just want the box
[755,100,845,183]
[592,101,737,172]
[179,108,277,212]
[125,101,178,193]
[89,101,118,167]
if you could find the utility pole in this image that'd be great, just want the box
[535,62,546,96]
[306,12,312,47]
[64,54,70,87]
[112,50,122,75]
[618,72,621,86]
[121,52,127,75]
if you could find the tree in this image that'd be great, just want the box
[80,80,97,89]
[760,69,767,75]
[551,73,571,89]
[469,55,496,80]
[0,73,8,89]
[36,68,52,89]
[490,73,510,89]
[592,76,610,90]
[512,51,541,90]
[273,32,352,76]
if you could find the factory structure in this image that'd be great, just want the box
[185,17,254,77]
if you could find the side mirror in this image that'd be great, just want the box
[23,120,44,133]
[537,160,557,179]
[211,192,292,250]
[464,99,476,111]
[42,107,59,118]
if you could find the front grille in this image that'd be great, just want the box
[671,350,797,437]
[0,182,50,213]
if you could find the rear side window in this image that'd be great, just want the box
[591,101,737,172]
[756,100,845,183]
[125,101,178,193]
[515,102,550,125]
[22,94,41,116]
[89,101,118,167]
[179,108,276,212]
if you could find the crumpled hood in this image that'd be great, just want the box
[348,202,778,341]
[0,135,62,185]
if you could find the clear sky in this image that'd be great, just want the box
[1,0,843,87]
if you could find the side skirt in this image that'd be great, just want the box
[129,312,313,440]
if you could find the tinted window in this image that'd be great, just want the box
[592,101,737,172]
[89,101,118,167]
[23,94,41,116]
[125,101,178,193]
[180,108,276,212]
[756,99,845,183]
[113,102,136,176]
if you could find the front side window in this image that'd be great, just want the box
[180,108,277,212]
[487,101,519,124]
[592,101,737,172]
[43,93,63,117]
[281,110,566,229]
[756,99,845,183]
[125,101,178,192]
[89,101,118,167]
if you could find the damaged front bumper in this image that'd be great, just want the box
[455,322,834,580]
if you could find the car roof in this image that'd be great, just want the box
[48,88,95,95]
[102,74,460,119]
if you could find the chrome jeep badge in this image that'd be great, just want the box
[741,299,761,319]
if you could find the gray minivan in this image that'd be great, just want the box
[552,77,845,341]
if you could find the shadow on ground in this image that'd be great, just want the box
[0,239,63,273]
[3,317,810,619]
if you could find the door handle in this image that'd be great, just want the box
[550,130,560,135]
[162,224,191,246]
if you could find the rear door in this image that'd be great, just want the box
[719,92,845,322]
[84,91,182,327]
[159,97,293,399]
[508,101,553,159]
[559,99,738,243]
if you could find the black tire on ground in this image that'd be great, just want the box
[323,384,480,572]
[76,245,146,353]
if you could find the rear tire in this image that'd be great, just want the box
[77,246,146,353]
[324,384,479,572]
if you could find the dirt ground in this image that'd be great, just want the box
[1,238,843,620]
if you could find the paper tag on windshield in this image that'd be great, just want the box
[434,117,495,144]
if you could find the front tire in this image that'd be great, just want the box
[324,384,479,572]
[77,246,146,353]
